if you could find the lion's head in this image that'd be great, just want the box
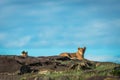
[21,51,28,57]
[77,47,86,56]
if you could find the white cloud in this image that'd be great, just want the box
[86,55,120,63]
[86,55,110,61]
[27,19,120,48]
[0,33,6,40]
[0,0,8,5]
[5,36,32,48]
[60,20,120,47]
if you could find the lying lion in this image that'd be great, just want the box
[59,47,86,60]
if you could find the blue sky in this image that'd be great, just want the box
[0,0,120,62]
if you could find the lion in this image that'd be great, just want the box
[21,51,28,58]
[59,47,86,60]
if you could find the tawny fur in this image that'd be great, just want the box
[21,51,28,58]
[59,47,86,60]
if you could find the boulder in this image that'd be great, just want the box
[0,56,21,73]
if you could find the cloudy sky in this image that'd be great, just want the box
[0,0,120,62]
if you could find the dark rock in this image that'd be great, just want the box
[56,56,71,61]
[111,66,120,76]
[49,56,71,61]
[0,56,21,73]
[0,55,95,75]
[43,61,53,65]
[29,62,42,66]
[68,60,95,70]
[0,74,21,80]
[15,56,40,65]
[69,64,78,70]
[19,65,31,74]
[114,66,120,70]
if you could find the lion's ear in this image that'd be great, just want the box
[78,47,81,50]
[84,47,86,50]
[83,47,86,53]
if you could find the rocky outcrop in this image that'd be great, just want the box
[0,55,119,80]
[0,56,21,73]
[0,56,69,74]
[0,55,95,75]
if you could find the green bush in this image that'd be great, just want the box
[111,66,120,76]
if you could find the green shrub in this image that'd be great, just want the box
[111,66,120,76]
